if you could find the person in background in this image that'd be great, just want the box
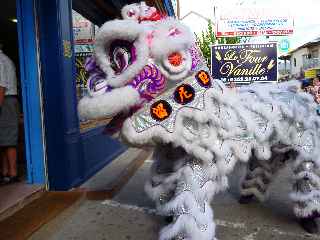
[311,75,320,116]
[301,78,311,92]
[229,81,237,90]
[311,75,320,103]
[0,44,19,184]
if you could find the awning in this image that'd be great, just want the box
[72,0,174,26]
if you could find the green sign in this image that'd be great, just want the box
[279,38,290,53]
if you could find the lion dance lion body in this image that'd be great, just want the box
[78,2,320,239]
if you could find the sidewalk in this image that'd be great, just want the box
[28,158,320,240]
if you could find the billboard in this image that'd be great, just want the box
[72,10,96,44]
[305,69,317,79]
[211,43,278,85]
[216,7,294,37]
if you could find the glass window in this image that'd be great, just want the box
[72,10,113,132]
[311,50,319,58]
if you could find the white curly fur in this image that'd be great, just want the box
[122,78,320,239]
[94,19,149,88]
[78,86,140,119]
[78,2,320,239]
[151,18,194,59]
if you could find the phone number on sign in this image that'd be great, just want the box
[221,76,268,82]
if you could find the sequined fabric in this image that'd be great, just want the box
[130,72,208,133]
[123,76,320,239]
[291,160,320,218]
[146,145,222,240]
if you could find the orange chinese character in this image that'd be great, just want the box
[178,86,193,103]
[152,103,168,119]
[198,71,209,84]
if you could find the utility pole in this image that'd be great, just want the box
[176,0,180,19]
[213,1,219,44]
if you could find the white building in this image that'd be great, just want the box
[180,11,211,35]
[284,37,320,78]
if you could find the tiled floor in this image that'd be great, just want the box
[0,181,43,220]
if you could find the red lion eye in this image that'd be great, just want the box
[168,52,183,67]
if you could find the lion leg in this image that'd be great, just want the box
[239,152,286,203]
[290,157,320,233]
[240,154,274,203]
[147,145,225,240]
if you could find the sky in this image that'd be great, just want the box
[179,0,320,50]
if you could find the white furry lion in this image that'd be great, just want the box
[78,2,320,240]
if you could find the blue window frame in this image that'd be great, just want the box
[15,0,175,189]
[16,0,46,184]
[35,0,125,190]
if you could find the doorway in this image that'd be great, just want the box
[0,0,45,218]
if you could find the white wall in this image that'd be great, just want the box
[181,13,209,35]
[290,45,320,76]
[290,48,308,76]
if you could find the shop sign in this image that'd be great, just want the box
[74,44,94,55]
[211,43,278,85]
[305,69,317,79]
[216,7,294,37]
[73,10,95,44]
[63,40,72,58]
[279,38,290,53]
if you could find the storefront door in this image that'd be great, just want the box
[16,0,46,185]
[35,0,125,190]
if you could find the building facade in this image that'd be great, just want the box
[16,0,175,190]
[288,37,320,78]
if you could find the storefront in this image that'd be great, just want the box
[16,0,175,190]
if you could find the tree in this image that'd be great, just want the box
[196,20,241,68]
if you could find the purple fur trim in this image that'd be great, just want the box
[129,64,166,101]
[190,45,203,71]
[84,56,110,93]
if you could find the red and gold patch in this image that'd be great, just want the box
[174,84,195,105]
[150,100,172,121]
[196,70,211,88]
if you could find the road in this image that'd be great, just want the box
[30,155,320,240]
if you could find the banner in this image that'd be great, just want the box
[75,45,94,100]
[216,7,294,37]
[305,69,317,79]
[72,10,95,44]
[74,44,94,55]
[211,43,278,85]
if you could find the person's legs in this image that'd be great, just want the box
[6,147,17,177]
[239,151,288,204]
[1,149,8,176]
[0,97,19,181]
[239,155,274,203]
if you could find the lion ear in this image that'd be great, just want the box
[94,19,149,88]
[121,3,140,20]
[167,27,182,37]
[150,18,194,59]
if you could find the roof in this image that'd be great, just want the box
[73,0,175,26]
[287,36,320,56]
[181,11,210,22]
[278,53,291,60]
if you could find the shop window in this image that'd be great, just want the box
[311,50,319,58]
[72,10,112,132]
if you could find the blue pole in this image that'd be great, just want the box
[163,0,175,17]
[16,0,46,184]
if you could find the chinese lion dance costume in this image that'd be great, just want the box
[78,2,320,239]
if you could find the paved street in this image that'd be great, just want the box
[29,155,320,240]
